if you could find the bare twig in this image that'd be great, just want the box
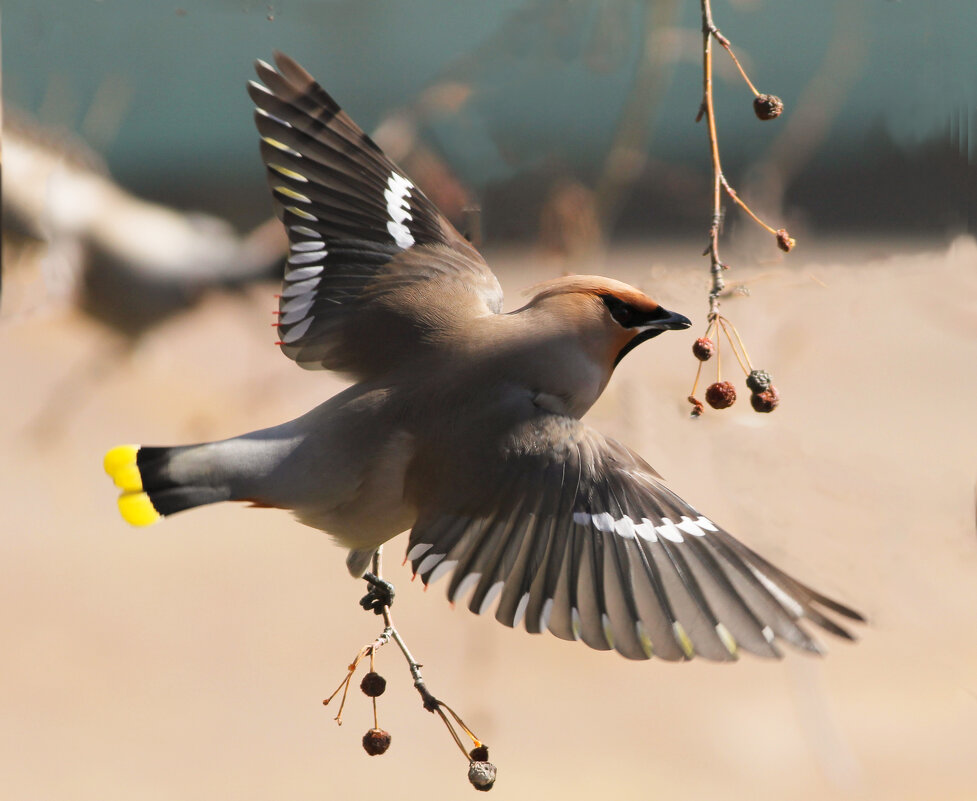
[323,546,487,774]
[688,1,788,417]
[371,549,484,759]
[699,0,726,316]
[698,0,791,317]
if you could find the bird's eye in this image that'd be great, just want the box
[600,295,636,327]
[611,304,635,327]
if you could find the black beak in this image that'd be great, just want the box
[613,305,692,366]
[641,305,692,331]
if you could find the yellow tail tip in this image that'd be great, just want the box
[104,445,143,491]
[106,445,160,526]
[117,491,160,527]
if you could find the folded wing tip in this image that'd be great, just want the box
[835,604,868,624]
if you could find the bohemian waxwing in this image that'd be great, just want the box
[104,52,863,661]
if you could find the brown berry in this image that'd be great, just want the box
[468,760,498,791]
[470,745,490,762]
[753,94,784,120]
[362,728,391,756]
[775,228,795,253]
[705,381,736,409]
[692,337,716,361]
[750,386,780,413]
[688,396,704,417]
[359,671,386,697]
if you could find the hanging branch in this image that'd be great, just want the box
[322,547,497,791]
[688,0,789,416]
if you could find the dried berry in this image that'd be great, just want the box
[775,228,795,253]
[745,369,772,393]
[753,94,784,120]
[705,381,736,410]
[360,671,386,698]
[362,728,391,756]
[750,387,780,413]
[692,337,716,361]
[468,760,498,792]
[470,745,490,762]
[688,396,704,417]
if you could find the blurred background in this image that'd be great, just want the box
[3,2,977,800]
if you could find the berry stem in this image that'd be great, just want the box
[717,315,755,373]
[712,314,723,380]
[689,359,705,400]
[711,29,760,97]
[440,701,483,749]
[434,706,473,760]
[688,317,716,399]
[324,660,357,724]
[323,637,391,724]
[369,651,379,729]
[719,176,779,235]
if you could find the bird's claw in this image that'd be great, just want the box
[360,572,395,615]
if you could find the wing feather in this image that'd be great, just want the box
[407,415,862,661]
[250,52,502,380]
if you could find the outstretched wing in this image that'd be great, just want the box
[248,52,503,380]
[406,416,864,661]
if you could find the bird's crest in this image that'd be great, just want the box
[526,274,660,312]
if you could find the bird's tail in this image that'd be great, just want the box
[103,444,232,526]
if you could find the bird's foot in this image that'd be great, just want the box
[360,572,395,615]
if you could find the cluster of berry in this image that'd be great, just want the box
[687,319,780,417]
[326,651,495,790]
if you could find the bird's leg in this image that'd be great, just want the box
[359,569,396,614]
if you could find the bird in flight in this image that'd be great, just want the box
[104,52,863,662]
